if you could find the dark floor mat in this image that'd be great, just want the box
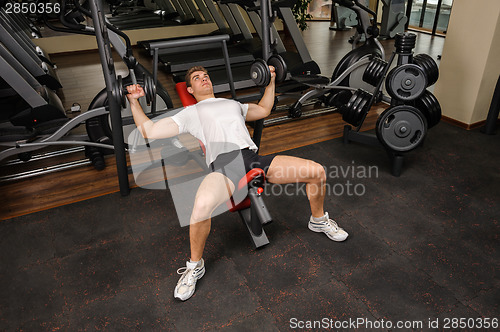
[1,122,499,330]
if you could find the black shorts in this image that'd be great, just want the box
[210,148,276,186]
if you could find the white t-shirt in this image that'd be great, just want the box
[170,98,258,166]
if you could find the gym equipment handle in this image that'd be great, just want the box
[148,34,231,51]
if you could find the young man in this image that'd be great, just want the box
[126,66,348,301]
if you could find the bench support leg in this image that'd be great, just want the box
[238,208,270,249]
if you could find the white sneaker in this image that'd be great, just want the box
[308,212,349,242]
[174,258,205,301]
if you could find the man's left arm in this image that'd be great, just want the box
[245,66,276,121]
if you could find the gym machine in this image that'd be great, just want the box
[282,0,385,122]
[137,0,259,82]
[0,49,111,169]
[0,8,56,68]
[104,0,210,30]
[164,0,268,93]
[1,1,43,38]
[105,0,168,29]
[137,0,240,50]
[156,0,321,95]
[330,0,369,31]
[106,0,157,16]
[379,0,408,40]
[269,0,321,76]
[0,23,61,91]
[197,0,321,95]
[0,0,175,190]
[0,44,67,130]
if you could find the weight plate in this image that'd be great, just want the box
[341,89,372,127]
[332,45,383,92]
[395,32,417,54]
[414,90,441,129]
[386,64,427,101]
[143,73,156,105]
[326,90,353,108]
[413,53,439,87]
[363,57,388,86]
[376,105,427,152]
[116,75,127,108]
[267,54,288,83]
[250,59,271,87]
[340,92,358,125]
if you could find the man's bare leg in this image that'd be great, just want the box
[174,172,235,301]
[265,155,348,241]
[189,172,235,261]
[266,155,326,217]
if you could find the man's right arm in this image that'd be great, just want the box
[127,84,180,139]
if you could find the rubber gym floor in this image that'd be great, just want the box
[1,120,499,330]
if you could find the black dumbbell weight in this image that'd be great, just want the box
[115,75,128,108]
[268,54,287,83]
[142,73,156,105]
[116,74,156,108]
[250,54,287,87]
[250,59,271,87]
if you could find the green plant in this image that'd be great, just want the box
[292,0,313,31]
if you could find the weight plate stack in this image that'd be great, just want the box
[362,57,388,86]
[394,32,417,54]
[340,89,372,127]
[376,105,428,152]
[386,64,427,102]
[414,90,441,129]
[413,53,439,87]
[326,90,353,108]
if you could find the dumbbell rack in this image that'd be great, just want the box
[343,32,439,177]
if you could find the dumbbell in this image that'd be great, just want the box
[115,74,156,108]
[250,54,288,87]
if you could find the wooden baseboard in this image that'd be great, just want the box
[468,120,488,130]
[441,116,500,130]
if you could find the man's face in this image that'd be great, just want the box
[187,71,213,96]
